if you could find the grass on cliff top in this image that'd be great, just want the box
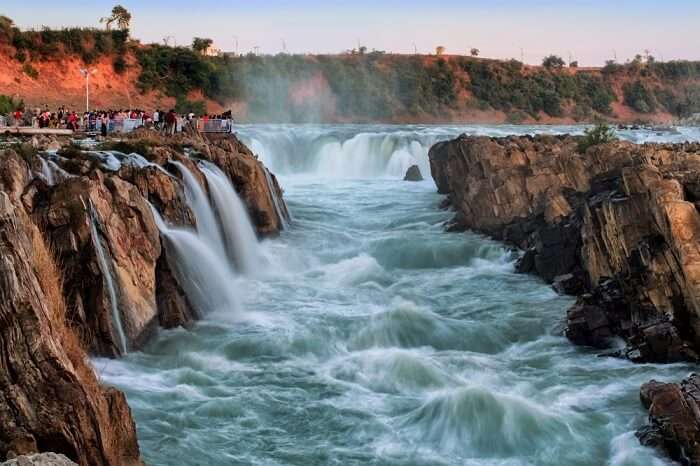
[31,227,97,387]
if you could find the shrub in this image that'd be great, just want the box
[112,55,127,74]
[623,80,657,113]
[578,122,616,153]
[174,95,206,115]
[22,63,38,79]
[0,94,23,114]
[542,55,565,69]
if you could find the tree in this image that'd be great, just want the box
[100,5,132,31]
[436,46,445,56]
[569,61,579,68]
[192,37,213,54]
[542,55,565,69]
[470,48,480,57]
[358,46,367,55]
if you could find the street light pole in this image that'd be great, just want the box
[79,68,96,112]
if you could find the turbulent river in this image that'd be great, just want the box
[98,125,700,466]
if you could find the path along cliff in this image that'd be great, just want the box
[429,134,700,464]
[0,129,288,464]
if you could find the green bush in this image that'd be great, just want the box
[0,94,24,114]
[174,96,206,115]
[578,122,617,153]
[22,63,38,79]
[623,80,657,113]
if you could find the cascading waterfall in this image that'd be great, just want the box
[198,161,262,274]
[171,161,227,259]
[147,159,264,316]
[39,158,55,185]
[263,167,290,228]
[150,207,241,315]
[88,201,128,355]
[99,124,700,466]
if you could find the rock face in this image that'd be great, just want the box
[0,131,288,463]
[403,165,424,181]
[429,134,700,464]
[638,375,700,465]
[430,134,700,363]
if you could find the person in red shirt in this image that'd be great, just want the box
[13,109,22,126]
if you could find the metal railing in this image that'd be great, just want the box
[1,115,234,135]
[197,119,233,133]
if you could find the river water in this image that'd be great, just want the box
[97,125,700,466]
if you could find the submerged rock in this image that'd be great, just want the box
[403,165,423,181]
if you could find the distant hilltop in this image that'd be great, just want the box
[1,13,699,124]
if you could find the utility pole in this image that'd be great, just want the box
[79,68,96,112]
[520,48,524,63]
[413,42,417,55]
[282,39,287,53]
[232,35,239,55]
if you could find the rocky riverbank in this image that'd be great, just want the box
[0,130,288,464]
[429,134,700,462]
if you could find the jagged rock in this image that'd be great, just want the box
[0,190,141,465]
[403,165,423,181]
[429,135,700,363]
[430,134,700,464]
[0,130,288,463]
[638,375,700,465]
[1,453,77,466]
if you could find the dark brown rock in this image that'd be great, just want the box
[404,165,423,181]
[638,375,700,465]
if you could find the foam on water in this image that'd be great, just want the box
[97,125,699,466]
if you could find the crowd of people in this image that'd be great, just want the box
[2,106,234,136]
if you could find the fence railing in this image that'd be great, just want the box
[1,115,234,135]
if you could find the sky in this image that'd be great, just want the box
[2,0,699,66]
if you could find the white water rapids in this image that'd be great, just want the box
[96,124,700,466]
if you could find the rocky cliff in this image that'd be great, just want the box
[0,130,288,464]
[429,134,700,462]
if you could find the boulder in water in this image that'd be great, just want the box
[403,165,423,181]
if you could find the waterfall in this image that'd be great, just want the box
[171,161,227,260]
[263,167,291,229]
[88,201,128,355]
[39,158,55,185]
[198,161,262,274]
[237,127,445,178]
[150,208,241,315]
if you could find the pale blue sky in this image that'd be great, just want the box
[2,1,698,65]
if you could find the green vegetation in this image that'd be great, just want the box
[578,122,617,153]
[22,63,38,79]
[0,95,23,114]
[3,7,700,122]
[459,58,615,118]
[542,55,566,69]
[192,37,213,54]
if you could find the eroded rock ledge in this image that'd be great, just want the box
[429,134,700,462]
[0,130,288,464]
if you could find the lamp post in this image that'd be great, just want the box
[79,68,97,112]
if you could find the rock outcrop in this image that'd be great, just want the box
[403,165,424,181]
[638,375,700,465]
[430,134,700,363]
[429,134,700,463]
[0,130,288,463]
